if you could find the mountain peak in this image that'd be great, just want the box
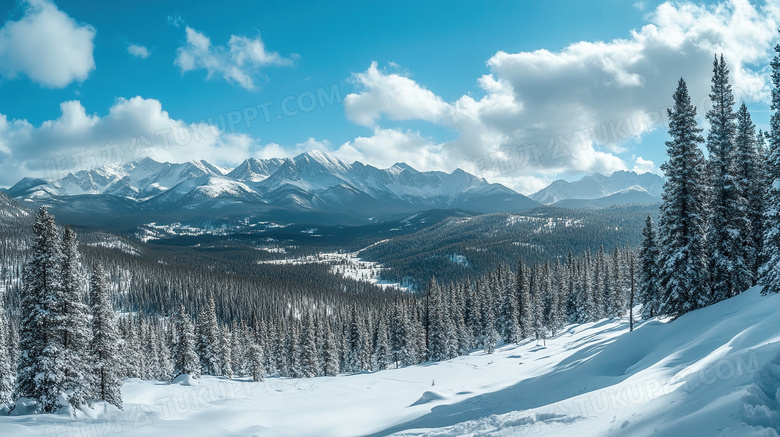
[293,150,351,173]
[530,171,665,205]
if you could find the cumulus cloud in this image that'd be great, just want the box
[341,0,780,192]
[334,128,445,171]
[253,137,332,160]
[0,0,96,88]
[632,156,657,174]
[0,97,263,186]
[344,62,450,127]
[127,43,150,59]
[175,27,297,90]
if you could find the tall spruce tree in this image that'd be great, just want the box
[16,207,66,412]
[735,102,765,280]
[195,298,221,376]
[639,216,661,318]
[88,264,122,408]
[298,313,319,378]
[0,306,13,406]
[761,35,780,295]
[706,55,751,301]
[59,226,92,406]
[658,78,709,317]
[173,305,200,379]
[247,343,264,382]
[321,322,340,376]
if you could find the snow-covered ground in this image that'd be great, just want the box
[259,251,413,291]
[3,287,780,436]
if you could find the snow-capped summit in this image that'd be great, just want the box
[227,158,285,182]
[3,152,540,227]
[530,170,665,205]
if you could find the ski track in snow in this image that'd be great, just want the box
[3,287,780,436]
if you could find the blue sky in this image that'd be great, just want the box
[0,0,776,193]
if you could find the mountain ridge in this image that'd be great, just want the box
[530,170,665,205]
[4,152,540,228]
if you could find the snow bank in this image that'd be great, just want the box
[3,287,780,436]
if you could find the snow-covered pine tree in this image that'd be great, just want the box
[761,36,780,295]
[88,264,122,409]
[639,215,662,319]
[247,342,264,382]
[426,280,449,361]
[373,315,392,371]
[706,55,751,302]
[658,78,709,317]
[0,305,14,406]
[516,259,531,338]
[220,325,233,378]
[173,305,200,379]
[389,306,407,369]
[298,313,319,378]
[735,102,765,280]
[286,322,301,378]
[321,321,340,376]
[498,279,519,344]
[611,246,627,317]
[272,322,288,376]
[16,207,66,413]
[345,305,364,372]
[195,298,221,376]
[582,253,597,322]
[531,271,545,345]
[59,226,93,407]
[119,317,142,379]
[593,247,606,320]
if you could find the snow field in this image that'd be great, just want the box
[2,287,780,436]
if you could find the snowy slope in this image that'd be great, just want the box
[3,287,779,436]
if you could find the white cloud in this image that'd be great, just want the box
[127,43,150,59]
[632,156,657,174]
[0,97,262,186]
[344,62,450,127]
[334,128,445,171]
[341,0,780,190]
[253,137,332,160]
[0,0,96,88]
[175,27,297,90]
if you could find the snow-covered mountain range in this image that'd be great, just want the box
[4,151,539,227]
[530,170,665,206]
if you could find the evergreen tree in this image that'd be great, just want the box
[286,323,301,378]
[639,216,662,319]
[345,305,364,372]
[706,55,751,301]
[761,35,780,295]
[247,343,264,382]
[173,305,200,379]
[16,207,66,412]
[658,78,709,317]
[195,298,221,376]
[88,264,122,408]
[220,326,233,378]
[321,322,340,376]
[516,260,531,338]
[498,281,519,343]
[735,102,765,280]
[0,307,14,406]
[58,226,92,406]
[373,315,392,370]
[298,314,319,378]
